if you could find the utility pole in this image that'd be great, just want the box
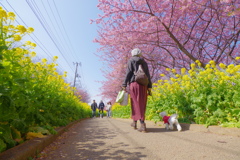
[73,62,81,88]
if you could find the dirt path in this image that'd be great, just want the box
[36,118,240,160]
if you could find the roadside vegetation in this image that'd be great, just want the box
[112,60,240,128]
[0,7,91,153]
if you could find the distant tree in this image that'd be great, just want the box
[75,87,91,103]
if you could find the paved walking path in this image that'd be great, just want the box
[36,118,240,160]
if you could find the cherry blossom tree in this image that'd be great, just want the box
[93,0,240,101]
[75,88,91,103]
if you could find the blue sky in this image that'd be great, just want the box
[0,0,106,104]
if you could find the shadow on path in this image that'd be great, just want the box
[39,118,148,160]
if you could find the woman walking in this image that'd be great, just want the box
[106,102,112,118]
[122,48,152,132]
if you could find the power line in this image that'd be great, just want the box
[52,0,81,61]
[40,0,68,56]
[1,0,66,72]
[26,0,75,73]
[48,0,78,61]
[1,0,85,87]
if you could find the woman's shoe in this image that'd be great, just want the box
[131,121,137,129]
[138,123,147,132]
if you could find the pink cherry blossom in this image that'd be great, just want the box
[93,0,240,101]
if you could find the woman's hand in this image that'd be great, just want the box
[122,86,126,91]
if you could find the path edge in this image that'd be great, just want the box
[0,118,86,160]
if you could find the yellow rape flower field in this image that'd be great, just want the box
[0,8,91,153]
[147,59,240,128]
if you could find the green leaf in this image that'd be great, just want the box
[213,109,226,118]
[0,139,7,153]
[0,95,17,122]
[14,78,29,85]
[0,124,16,149]
[231,108,240,116]
[0,64,4,69]
[0,45,8,53]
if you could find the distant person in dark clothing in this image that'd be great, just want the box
[91,100,97,118]
[98,100,105,118]
[122,48,152,132]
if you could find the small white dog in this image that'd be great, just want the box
[159,111,182,131]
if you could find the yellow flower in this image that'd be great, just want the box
[63,71,67,77]
[170,78,176,82]
[205,64,210,68]
[23,50,30,55]
[8,25,15,29]
[206,68,213,73]
[188,70,193,74]
[209,60,215,65]
[235,57,240,60]
[227,64,234,69]
[190,71,196,77]
[211,64,216,68]
[182,75,190,81]
[53,56,58,61]
[190,63,196,69]
[27,27,34,33]
[181,68,186,74]
[226,68,234,74]
[235,65,240,70]
[199,70,206,76]
[7,12,15,20]
[30,51,36,57]
[13,35,21,41]
[48,63,55,69]
[0,9,7,19]
[15,47,23,54]
[215,71,220,76]
[220,72,225,77]
[208,75,212,79]
[36,62,41,66]
[2,26,8,32]
[53,72,58,76]
[25,41,32,46]
[16,25,27,34]
[31,43,37,48]
[166,68,170,71]
[195,60,200,63]
[160,74,165,77]
[172,69,176,73]
[41,58,47,63]
[219,63,226,69]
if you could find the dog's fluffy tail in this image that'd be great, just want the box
[170,114,178,119]
[170,114,182,131]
